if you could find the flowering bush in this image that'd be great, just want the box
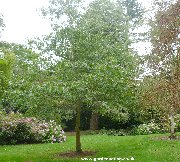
[132,120,163,135]
[0,111,66,145]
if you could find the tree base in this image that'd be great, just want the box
[55,150,96,158]
[169,134,176,140]
[153,135,180,140]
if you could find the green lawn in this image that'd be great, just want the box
[0,133,179,162]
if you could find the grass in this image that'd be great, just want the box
[0,133,179,162]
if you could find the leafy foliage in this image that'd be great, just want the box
[39,0,140,120]
[0,42,42,112]
[0,42,73,124]
[0,50,15,107]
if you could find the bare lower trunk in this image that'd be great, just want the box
[169,113,176,139]
[75,104,82,153]
[90,112,98,131]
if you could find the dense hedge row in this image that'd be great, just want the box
[0,111,66,145]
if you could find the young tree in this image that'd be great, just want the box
[38,0,140,152]
[145,0,180,139]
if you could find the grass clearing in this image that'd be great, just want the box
[0,133,179,162]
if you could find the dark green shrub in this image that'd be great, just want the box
[14,122,32,144]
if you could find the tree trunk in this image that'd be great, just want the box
[169,113,176,139]
[75,104,82,153]
[0,100,2,109]
[90,112,98,131]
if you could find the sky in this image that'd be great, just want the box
[0,0,51,43]
[0,0,152,55]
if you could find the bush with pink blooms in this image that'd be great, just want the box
[0,111,66,145]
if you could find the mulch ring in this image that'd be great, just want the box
[55,151,97,158]
[152,135,180,141]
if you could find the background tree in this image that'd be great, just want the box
[0,42,73,124]
[144,0,180,138]
[0,49,15,109]
[0,42,41,113]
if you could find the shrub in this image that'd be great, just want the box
[0,111,66,145]
[131,120,164,135]
[99,128,126,136]
[175,114,180,132]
